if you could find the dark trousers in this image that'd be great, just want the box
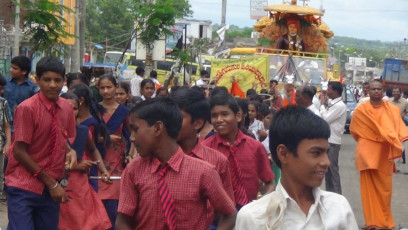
[6,186,60,230]
[102,199,118,230]
[325,143,342,194]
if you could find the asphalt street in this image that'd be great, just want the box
[0,134,407,229]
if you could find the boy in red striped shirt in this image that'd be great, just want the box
[116,98,236,230]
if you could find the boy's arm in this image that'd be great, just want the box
[14,141,68,203]
[3,121,11,156]
[203,168,237,230]
[217,212,237,230]
[85,136,111,184]
[115,213,134,230]
[263,180,276,195]
[65,142,77,170]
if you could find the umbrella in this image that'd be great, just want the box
[264,4,323,16]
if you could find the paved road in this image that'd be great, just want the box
[1,134,407,229]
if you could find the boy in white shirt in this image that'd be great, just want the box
[236,106,358,230]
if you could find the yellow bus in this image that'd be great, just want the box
[118,53,201,84]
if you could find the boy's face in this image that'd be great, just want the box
[281,138,330,189]
[0,85,4,96]
[129,115,156,158]
[210,105,240,137]
[10,64,27,79]
[177,110,203,143]
[248,104,257,119]
[263,113,273,129]
[36,71,64,102]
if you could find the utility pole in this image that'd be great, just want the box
[221,0,226,27]
[71,1,80,72]
[13,0,20,57]
[79,0,85,66]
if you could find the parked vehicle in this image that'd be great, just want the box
[342,84,357,133]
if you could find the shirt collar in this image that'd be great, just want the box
[276,181,324,211]
[189,139,204,159]
[214,129,247,148]
[151,146,184,174]
[9,77,31,85]
[38,92,62,111]
[329,97,342,105]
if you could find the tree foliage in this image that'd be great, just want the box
[86,0,135,50]
[212,24,253,41]
[131,0,192,50]
[85,0,192,52]
[328,36,395,67]
[19,0,75,56]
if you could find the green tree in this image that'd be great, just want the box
[19,0,74,57]
[131,0,192,74]
[86,0,135,51]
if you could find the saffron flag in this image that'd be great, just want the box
[210,55,270,95]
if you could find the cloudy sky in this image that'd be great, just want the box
[189,0,408,42]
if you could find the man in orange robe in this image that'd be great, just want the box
[350,80,408,230]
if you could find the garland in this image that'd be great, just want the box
[288,34,302,51]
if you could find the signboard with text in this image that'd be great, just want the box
[250,0,268,20]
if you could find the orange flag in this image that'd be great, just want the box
[230,81,245,98]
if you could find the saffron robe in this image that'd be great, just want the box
[350,100,408,228]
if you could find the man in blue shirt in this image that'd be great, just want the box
[4,56,39,130]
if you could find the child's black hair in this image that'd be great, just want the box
[36,57,65,79]
[70,83,111,148]
[156,87,169,97]
[0,73,6,86]
[60,92,79,106]
[209,92,240,115]
[248,101,260,112]
[150,70,157,79]
[98,73,118,87]
[11,56,31,77]
[269,106,330,168]
[235,98,252,135]
[210,86,229,97]
[246,88,257,97]
[140,79,155,91]
[130,98,182,139]
[66,72,90,88]
[170,87,209,123]
[118,82,131,94]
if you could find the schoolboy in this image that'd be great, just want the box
[202,92,275,209]
[170,88,235,227]
[5,57,77,230]
[236,106,358,229]
[116,98,237,230]
[0,73,12,200]
[4,55,39,116]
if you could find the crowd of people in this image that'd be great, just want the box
[0,55,406,230]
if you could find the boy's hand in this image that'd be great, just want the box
[110,134,122,143]
[3,142,10,158]
[75,160,97,172]
[49,183,69,203]
[65,148,77,170]
[258,129,268,140]
[101,171,112,184]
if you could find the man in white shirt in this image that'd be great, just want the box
[195,70,209,86]
[320,81,347,194]
[236,106,358,230]
[130,66,145,97]
[295,85,321,117]
[311,85,321,110]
